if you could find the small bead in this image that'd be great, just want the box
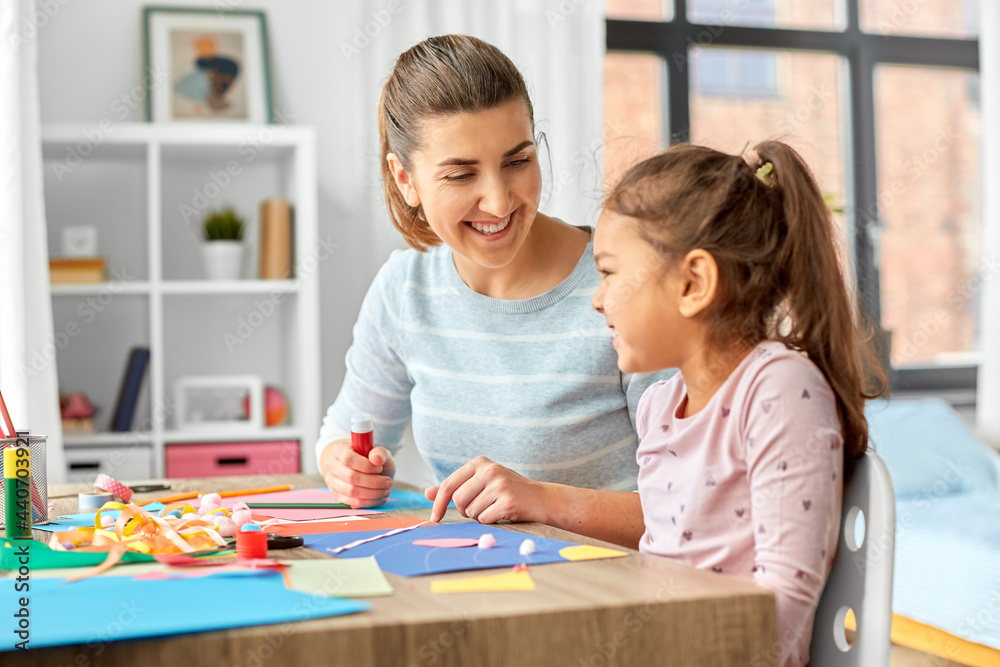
[518,539,536,556]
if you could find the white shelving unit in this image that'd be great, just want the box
[42,123,321,479]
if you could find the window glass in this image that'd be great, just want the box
[689,0,844,31]
[860,0,977,38]
[689,48,848,240]
[606,0,673,21]
[604,52,666,187]
[875,65,981,366]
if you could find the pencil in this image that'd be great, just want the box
[138,491,198,506]
[0,389,15,439]
[138,484,295,506]
[219,485,292,498]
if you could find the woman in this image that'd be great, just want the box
[316,35,664,547]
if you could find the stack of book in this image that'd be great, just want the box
[49,258,106,284]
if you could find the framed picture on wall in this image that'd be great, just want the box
[143,6,273,124]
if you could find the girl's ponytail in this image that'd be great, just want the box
[752,141,886,481]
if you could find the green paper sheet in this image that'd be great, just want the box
[0,539,154,570]
[3,555,395,598]
[285,557,394,597]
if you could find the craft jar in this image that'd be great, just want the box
[0,434,49,528]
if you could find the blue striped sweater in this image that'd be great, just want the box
[316,234,668,490]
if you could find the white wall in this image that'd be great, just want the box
[35,0,605,484]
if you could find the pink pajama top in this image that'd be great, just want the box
[636,341,844,667]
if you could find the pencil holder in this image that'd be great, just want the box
[0,434,49,527]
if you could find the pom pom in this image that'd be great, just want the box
[232,501,249,512]
[199,502,222,515]
[232,508,254,528]
[518,539,536,556]
[212,515,237,538]
[100,514,115,527]
[478,533,496,549]
[200,492,222,506]
[181,512,200,520]
[241,523,262,532]
[61,541,76,550]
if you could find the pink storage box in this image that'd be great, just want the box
[165,441,300,478]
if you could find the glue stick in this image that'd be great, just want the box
[350,412,374,457]
[3,445,32,539]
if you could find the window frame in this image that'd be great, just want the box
[606,0,980,392]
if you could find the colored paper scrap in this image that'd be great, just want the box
[249,508,379,521]
[265,515,429,537]
[431,568,536,593]
[0,571,369,651]
[558,545,629,561]
[6,556,394,598]
[59,502,165,523]
[413,538,479,548]
[0,539,154,571]
[285,557,394,598]
[303,523,620,577]
[25,518,88,533]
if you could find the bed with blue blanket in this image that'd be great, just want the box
[867,398,1000,666]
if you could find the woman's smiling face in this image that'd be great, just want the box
[387,99,541,272]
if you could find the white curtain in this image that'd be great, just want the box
[0,0,66,482]
[978,0,1000,445]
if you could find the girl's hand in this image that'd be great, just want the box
[319,439,396,508]
[425,456,549,524]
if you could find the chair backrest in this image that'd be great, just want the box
[809,448,895,667]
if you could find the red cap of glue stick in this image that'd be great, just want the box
[350,412,374,457]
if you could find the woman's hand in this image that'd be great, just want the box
[319,439,396,508]
[425,456,550,524]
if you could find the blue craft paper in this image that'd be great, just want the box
[26,519,86,533]
[382,487,443,510]
[0,570,369,651]
[59,502,166,524]
[303,523,577,577]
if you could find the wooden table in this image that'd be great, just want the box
[9,474,777,666]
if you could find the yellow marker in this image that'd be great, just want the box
[3,445,32,539]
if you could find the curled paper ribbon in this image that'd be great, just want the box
[49,501,230,581]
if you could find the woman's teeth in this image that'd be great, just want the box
[469,215,510,234]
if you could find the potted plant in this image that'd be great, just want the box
[201,206,245,280]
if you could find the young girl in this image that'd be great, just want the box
[591,141,885,666]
